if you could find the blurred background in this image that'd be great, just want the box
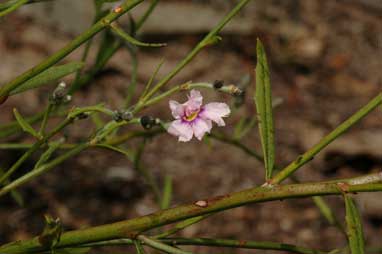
[0,0,381,253]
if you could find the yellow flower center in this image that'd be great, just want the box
[183,110,200,122]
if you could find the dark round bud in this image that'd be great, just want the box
[140,116,154,130]
[121,111,133,121]
[213,80,224,89]
[112,110,123,122]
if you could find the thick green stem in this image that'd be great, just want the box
[0,0,144,101]
[1,175,381,254]
[270,93,382,184]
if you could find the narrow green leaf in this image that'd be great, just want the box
[255,39,275,180]
[161,175,172,209]
[13,108,42,139]
[10,62,84,95]
[110,23,166,47]
[344,195,365,254]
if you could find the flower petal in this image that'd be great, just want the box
[192,119,212,140]
[169,100,184,119]
[201,102,230,126]
[167,119,193,142]
[185,89,203,112]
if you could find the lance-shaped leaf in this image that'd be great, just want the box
[10,62,84,95]
[13,108,42,139]
[255,39,275,180]
[345,194,365,254]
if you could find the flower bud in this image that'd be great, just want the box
[213,80,224,89]
[113,110,134,122]
[140,115,155,130]
[51,82,68,105]
[112,110,123,122]
[122,111,133,121]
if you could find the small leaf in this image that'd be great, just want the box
[13,108,42,139]
[10,62,84,95]
[344,195,365,254]
[255,39,275,180]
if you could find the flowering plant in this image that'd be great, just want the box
[0,1,381,254]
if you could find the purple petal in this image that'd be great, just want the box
[169,100,184,119]
[192,119,212,140]
[200,102,230,126]
[167,119,193,142]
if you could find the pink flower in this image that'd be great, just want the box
[167,90,230,142]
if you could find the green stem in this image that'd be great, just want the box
[210,131,353,237]
[0,143,89,197]
[0,0,28,17]
[209,132,263,161]
[38,103,54,136]
[71,2,104,92]
[154,215,212,239]
[0,0,51,11]
[1,176,381,254]
[134,139,162,204]
[0,0,144,101]
[135,0,159,31]
[0,118,72,184]
[75,237,330,254]
[68,0,159,94]
[124,44,139,107]
[138,235,193,254]
[166,237,328,254]
[270,93,382,184]
[137,82,238,112]
[135,0,251,110]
